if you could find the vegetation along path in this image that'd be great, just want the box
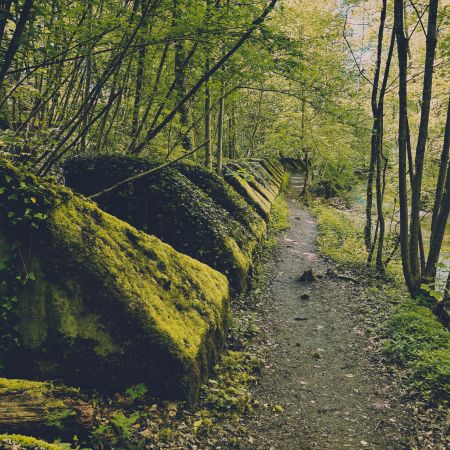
[245,174,423,450]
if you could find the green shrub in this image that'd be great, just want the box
[384,301,450,405]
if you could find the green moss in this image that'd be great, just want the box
[0,377,54,396]
[229,162,277,204]
[254,159,283,185]
[383,301,450,405]
[313,203,368,266]
[0,435,63,450]
[0,377,79,431]
[64,156,253,292]
[0,158,230,401]
[175,161,267,241]
[269,196,289,233]
[224,169,272,219]
[51,285,120,357]
[50,196,229,363]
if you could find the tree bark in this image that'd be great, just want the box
[365,0,387,254]
[394,0,415,293]
[216,82,225,175]
[0,0,34,88]
[409,0,439,279]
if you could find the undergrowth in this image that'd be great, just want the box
[383,301,450,405]
[313,199,450,408]
[313,203,367,267]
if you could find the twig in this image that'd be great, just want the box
[342,7,373,86]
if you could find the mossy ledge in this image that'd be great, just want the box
[223,165,272,220]
[64,156,257,293]
[174,160,267,241]
[0,434,63,450]
[0,158,229,403]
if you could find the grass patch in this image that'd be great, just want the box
[383,301,450,405]
[313,203,367,266]
[269,195,289,235]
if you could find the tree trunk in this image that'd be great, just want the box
[173,0,193,151]
[409,0,439,279]
[216,83,225,175]
[0,0,34,88]
[430,95,450,237]
[131,4,147,138]
[394,0,415,293]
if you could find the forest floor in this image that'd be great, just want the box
[238,174,448,450]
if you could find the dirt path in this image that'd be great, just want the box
[244,174,418,450]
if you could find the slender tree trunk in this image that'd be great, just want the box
[409,0,439,279]
[204,79,212,168]
[131,6,147,138]
[81,0,93,152]
[394,0,415,293]
[0,0,34,88]
[173,0,193,151]
[375,112,385,273]
[365,0,387,253]
[216,82,225,175]
[430,95,450,237]
[132,0,278,153]
[425,97,450,278]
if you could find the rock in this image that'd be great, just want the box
[0,158,229,402]
[300,293,310,300]
[175,160,267,241]
[64,155,254,293]
[296,269,319,283]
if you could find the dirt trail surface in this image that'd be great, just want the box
[244,174,421,450]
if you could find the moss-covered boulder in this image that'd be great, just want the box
[0,158,229,402]
[252,159,284,186]
[232,161,279,202]
[174,160,267,241]
[223,165,273,219]
[64,156,254,292]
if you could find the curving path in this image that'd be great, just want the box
[245,173,417,450]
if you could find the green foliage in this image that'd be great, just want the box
[314,203,367,266]
[90,412,142,449]
[0,159,54,359]
[125,383,148,401]
[383,301,450,405]
[202,351,261,415]
[269,195,289,234]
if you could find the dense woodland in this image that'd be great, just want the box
[0,0,449,448]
